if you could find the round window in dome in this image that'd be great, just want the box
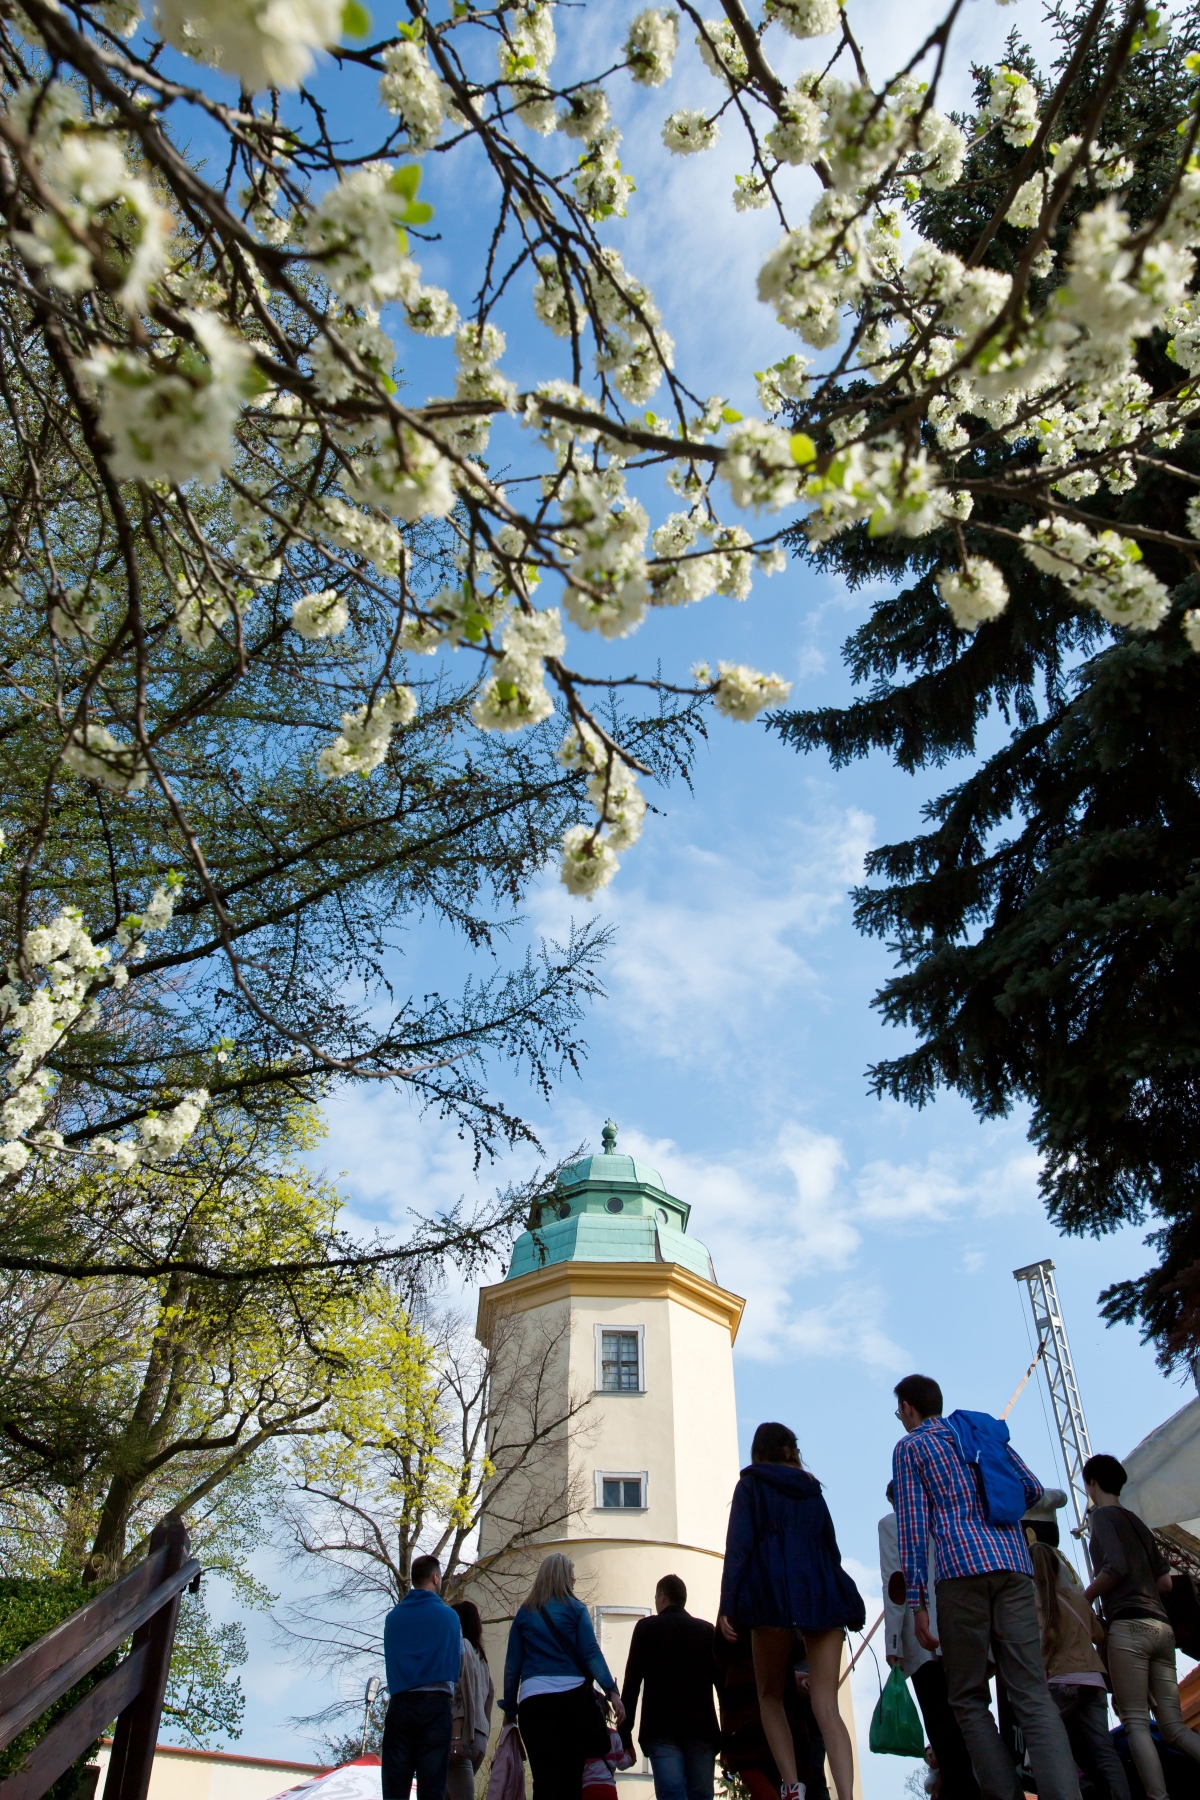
[655,1207,669,1225]
[606,1196,624,1213]
[557,1202,571,1220]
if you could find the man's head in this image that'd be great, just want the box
[411,1554,442,1592]
[655,1573,687,1613]
[1082,1453,1127,1506]
[886,1480,896,1508]
[894,1374,943,1434]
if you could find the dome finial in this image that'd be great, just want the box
[601,1118,618,1154]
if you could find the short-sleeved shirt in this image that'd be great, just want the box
[1089,1505,1170,1623]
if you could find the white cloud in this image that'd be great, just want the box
[532,808,875,1062]
[606,1117,1045,1367]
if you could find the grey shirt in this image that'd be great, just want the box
[1089,1505,1170,1624]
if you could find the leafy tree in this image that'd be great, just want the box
[277,1305,591,1741]
[0,1104,460,1581]
[774,4,1200,1370]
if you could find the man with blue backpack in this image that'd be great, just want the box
[892,1373,1081,1800]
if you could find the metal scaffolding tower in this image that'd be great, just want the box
[1012,1259,1094,1546]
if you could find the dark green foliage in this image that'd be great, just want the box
[0,1576,116,1796]
[774,8,1200,1368]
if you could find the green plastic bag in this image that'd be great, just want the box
[869,1664,925,1758]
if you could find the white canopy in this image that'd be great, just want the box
[1120,1395,1200,1531]
[268,1758,382,1800]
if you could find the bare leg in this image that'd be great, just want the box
[752,1627,800,1787]
[803,1629,856,1800]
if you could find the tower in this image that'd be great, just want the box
[472,1121,744,1782]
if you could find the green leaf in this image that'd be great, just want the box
[387,164,423,201]
[341,0,371,36]
[789,432,817,467]
[239,364,272,399]
[396,17,422,37]
[402,200,434,225]
[644,411,658,428]
[721,407,743,423]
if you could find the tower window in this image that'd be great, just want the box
[596,1472,647,1509]
[598,1328,641,1392]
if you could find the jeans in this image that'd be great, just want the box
[1051,1684,1130,1800]
[644,1739,717,1800]
[912,1659,982,1800]
[1107,1617,1200,1800]
[936,1572,1081,1800]
[381,1691,453,1800]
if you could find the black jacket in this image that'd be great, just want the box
[620,1606,719,1751]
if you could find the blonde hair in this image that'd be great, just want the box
[524,1553,576,1610]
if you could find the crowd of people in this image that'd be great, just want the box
[374,1373,1200,1800]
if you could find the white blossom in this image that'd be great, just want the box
[156,0,342,90]
[1059,200,1193,346]
[61,722,149,793]
[318,684,418,775]
[559,823,619,896]
[764,0,840,35]
[174,579,234,649]
[292,589,349,639]
[625,9,677,85]
[1183,610,1200,652]
[711,661,792,719]
[1021,517,1171,630]
[405,287,459,337]
[917,110,967,190]
[0,1142,30,1174]
[558,87,611,142]
[695,18,748,82]
[380,41,445,151]
[662,111,720,154]
[137,1088,209,1165]
[85,309,254,487]
[756,354,811,412]
[720,419,802,512]
[305,165,423,308]
[765,89,822,166]
[988,67,1039,148]
[937,558,1010,631]
[347,427,455,521]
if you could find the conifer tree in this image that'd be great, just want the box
[774,4,1200,1371]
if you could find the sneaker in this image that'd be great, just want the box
[781,1786,806,1800]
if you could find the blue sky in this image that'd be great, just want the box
[192,0,1198,1786]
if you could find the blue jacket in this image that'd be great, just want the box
[501,1596,613,1717]
[719,1463,866,1632]
[384,1587,462,1694]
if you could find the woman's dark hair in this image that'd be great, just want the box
[453,1599,483,1652]
[750,1421,802,1465]
[1082,1454,1127,1495]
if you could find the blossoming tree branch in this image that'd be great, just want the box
[1,0,1198,1184]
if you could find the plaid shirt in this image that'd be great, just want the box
[893,1416,1042,1608]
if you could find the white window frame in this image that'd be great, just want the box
[594,1469,649,1510]
[594,1322,644,1394]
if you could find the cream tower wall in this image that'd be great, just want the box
[474,1268,741,1788]
[472,1256,860,1797]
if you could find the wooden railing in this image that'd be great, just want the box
[0,1520,200,1800]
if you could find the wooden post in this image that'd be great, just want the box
[104,1520,190,1800]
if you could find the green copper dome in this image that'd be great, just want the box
[505,1120,716,1283]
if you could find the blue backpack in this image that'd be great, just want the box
[945,1410,1029,1526]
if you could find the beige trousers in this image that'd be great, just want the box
[1107,1617,1200,1800]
